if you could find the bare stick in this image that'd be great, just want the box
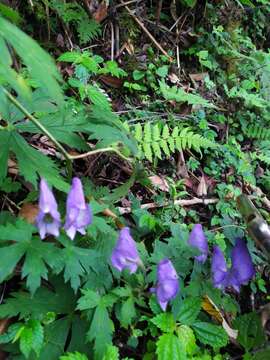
[118,197,219,214]
[121,1,173,62]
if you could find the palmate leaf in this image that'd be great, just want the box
[87,303,114,360]
[0,16,63,105]
[77,290,116,360]
[0,279,76,319]
[0,129,68,190]
[58,236,99,292]
[60,352,88,360]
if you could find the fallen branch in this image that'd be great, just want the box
[118,197,219,214]
[121,0,173,62]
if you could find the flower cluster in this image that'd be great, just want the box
[36,178,92,240]
[111,223,255,311]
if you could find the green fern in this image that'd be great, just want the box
[128,122,216,162]
[49,0,101,45]
[243,123,270,140]
[160,81,215,109]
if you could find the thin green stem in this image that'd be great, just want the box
[4,89,132,178]
[4,89,71,161]
[69,147,132,162]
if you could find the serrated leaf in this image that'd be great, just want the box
[77,289,101,311]
[120,297,136,328]
[168,137,175,153]
[0,17,63,105]
[102,345,119,360]
[151,313,176,333]
[192,322,228,348]
[162,124,170,139]
[160,139,170,157]
[134,123,143,142]
[18,320,44,358]
[152,124,161,141]
[233,312,265,351]
[152,141,162,159]
[143,142,153,162]
[87,304,114,360]
[177,297,201,325]
[156,333,186,360]
[0,130,68,190]
[149,296,163,315]
[144,122,152,142]
[60,243,98,292]
[60,352,88,360]
[0,277,76,319]
[177,325,196,355]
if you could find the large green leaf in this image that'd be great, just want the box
[192,322,228,348]
[156,333,186,360]
[177,297,202,325]
[0,16,63,105]
[0,129,68,190]
[233,312,266,351]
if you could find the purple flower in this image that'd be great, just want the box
[211,239,255,292]
[36,178,61,239]
[111,227,142,273]
[153,259,179,311]
[64,177,92,240]
[212,246,228,289]
[188,224,208,263]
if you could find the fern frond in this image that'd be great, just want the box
[128,123,217,162]
[244,123,270,140]
[78,18,101,45]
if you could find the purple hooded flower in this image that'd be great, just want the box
[188,224,208,263]
[211,239,255,292]
[111,227,142,273]
[212,246,228,289]
[64,177,92,240]
[36,178,61,239]
[153,259,179,311]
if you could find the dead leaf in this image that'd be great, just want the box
[202,295,238,340]
[196,175,208,197]
[189,72,209,82]
[19,203,39,224]
[99,75,123,88]
[92,1,108,23]
[149,175,169,192]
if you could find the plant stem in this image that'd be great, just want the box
[69,147,132,162]
[4,89,132,179]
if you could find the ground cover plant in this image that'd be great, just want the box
[0,0,270,359]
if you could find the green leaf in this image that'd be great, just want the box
[151,313,176,333]
[87,303,114,360]
[192,322,228,348]
[60,352,88,360]
[177,297,201,325]
[39,317,71,360]
[233,312,266,351]
[176,325,196,355]
[119,297,136,328]
[160,81,215,108]
[77,289,101,311]
[0,130,68,190]
[102,345,119,360]
[17,320,44,358]
[0,3,22,24]
[0,277,76,319]
[0,17,63,105]
[60,242,99,292]
[253,348,270,360]
[156,333,186,360]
